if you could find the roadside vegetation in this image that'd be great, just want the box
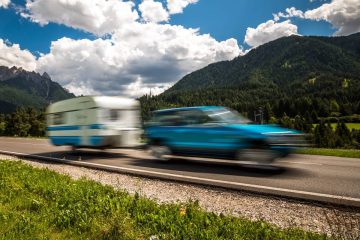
[0,160,327,240]
[295,148,360,158]
[0,107,45,137]
[313,123,360,130]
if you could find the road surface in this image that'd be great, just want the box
[0,137,360,206]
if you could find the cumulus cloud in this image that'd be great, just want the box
[167,0,198,14]
[11,0,242,97]
[304,0,360,35]
[126,79,172,97]
[0,39,37,71]
[21,0,138,36]
[0,0,10,8]
[244,20,299,48]
[36,23,242,97]
[273,7,304,21]
[139,0,169,23]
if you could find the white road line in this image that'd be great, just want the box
[0,141,50,146]
[280,161,323,166]
[1,149,359,206]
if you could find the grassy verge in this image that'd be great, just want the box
[295,148,360,158]
[0,160,326,240]
[312,123,360,130]
[0,135,47,140]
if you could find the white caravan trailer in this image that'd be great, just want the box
[46,96,142,149]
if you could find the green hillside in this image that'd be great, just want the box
[140,33,360,121]
[0,66,74,113]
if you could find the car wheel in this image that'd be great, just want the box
[236,147,277,165]
[149,143,171,161]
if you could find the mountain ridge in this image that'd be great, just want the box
[166,33,360,93]
[0,66,75,113]
[140,33,360,120]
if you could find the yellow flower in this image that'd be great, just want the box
[179,207,186,216]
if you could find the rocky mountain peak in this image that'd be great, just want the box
[42,72,51,80]
[0,65,75,113]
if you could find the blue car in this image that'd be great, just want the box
[145,106,305,164]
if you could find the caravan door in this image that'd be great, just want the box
[77,101,93,146]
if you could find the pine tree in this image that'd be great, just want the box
[264,103,273,123]
[311,110,319,123]
[335,122,344,147]
[294,115,305,131]
[325,122,336,148]
[305,111,313,124]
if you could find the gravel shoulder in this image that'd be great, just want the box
[1,154,359,238]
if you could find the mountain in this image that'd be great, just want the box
[0,66,75,113]
[168,33,360,92]
[140,33,360,120]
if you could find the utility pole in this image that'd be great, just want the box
[254,107,263,124]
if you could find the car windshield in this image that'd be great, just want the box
[206,108,250,124]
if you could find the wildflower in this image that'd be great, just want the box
[179,207,186,216]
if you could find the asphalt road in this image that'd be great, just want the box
[1,137,360,206]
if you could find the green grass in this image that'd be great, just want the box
[0,160,327,240]
[345,123,360,130]
[312,123,360,130]
[0,136,47,140]
[295,148,360,158]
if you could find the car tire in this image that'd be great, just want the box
[149,142,171,162]
[236,141,277,165]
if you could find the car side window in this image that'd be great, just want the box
[151,109,213,126]
[161,115,184,126]
[153,111,186,126]
[179,110,211,125]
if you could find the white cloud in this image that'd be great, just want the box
[0,39,37,71]
[304,0,360,35]
[139,0,169,23]
[126,79,172,97]
[167,0,198,14]
[11,0,242,97]
[273,7,304,21]
[244,20,299,48]
[0,0,10,8]
[36,22,242,97]
[22,0,139,36]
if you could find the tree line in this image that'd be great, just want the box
[0,105,359,149]
[139,87,360,122]
[275,114,360,149]
[0,108,45,137]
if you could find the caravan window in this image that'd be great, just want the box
[103,109,140,127]
[52,112,65,125]
[109,109,120,121]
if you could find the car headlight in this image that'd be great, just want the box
[264,133,309,147]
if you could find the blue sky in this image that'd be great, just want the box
[0,0,333,54]
[0,0,95,54]
[169,0,333,46]
[0,0,358,96]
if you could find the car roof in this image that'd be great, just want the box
[153,106,225,113]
